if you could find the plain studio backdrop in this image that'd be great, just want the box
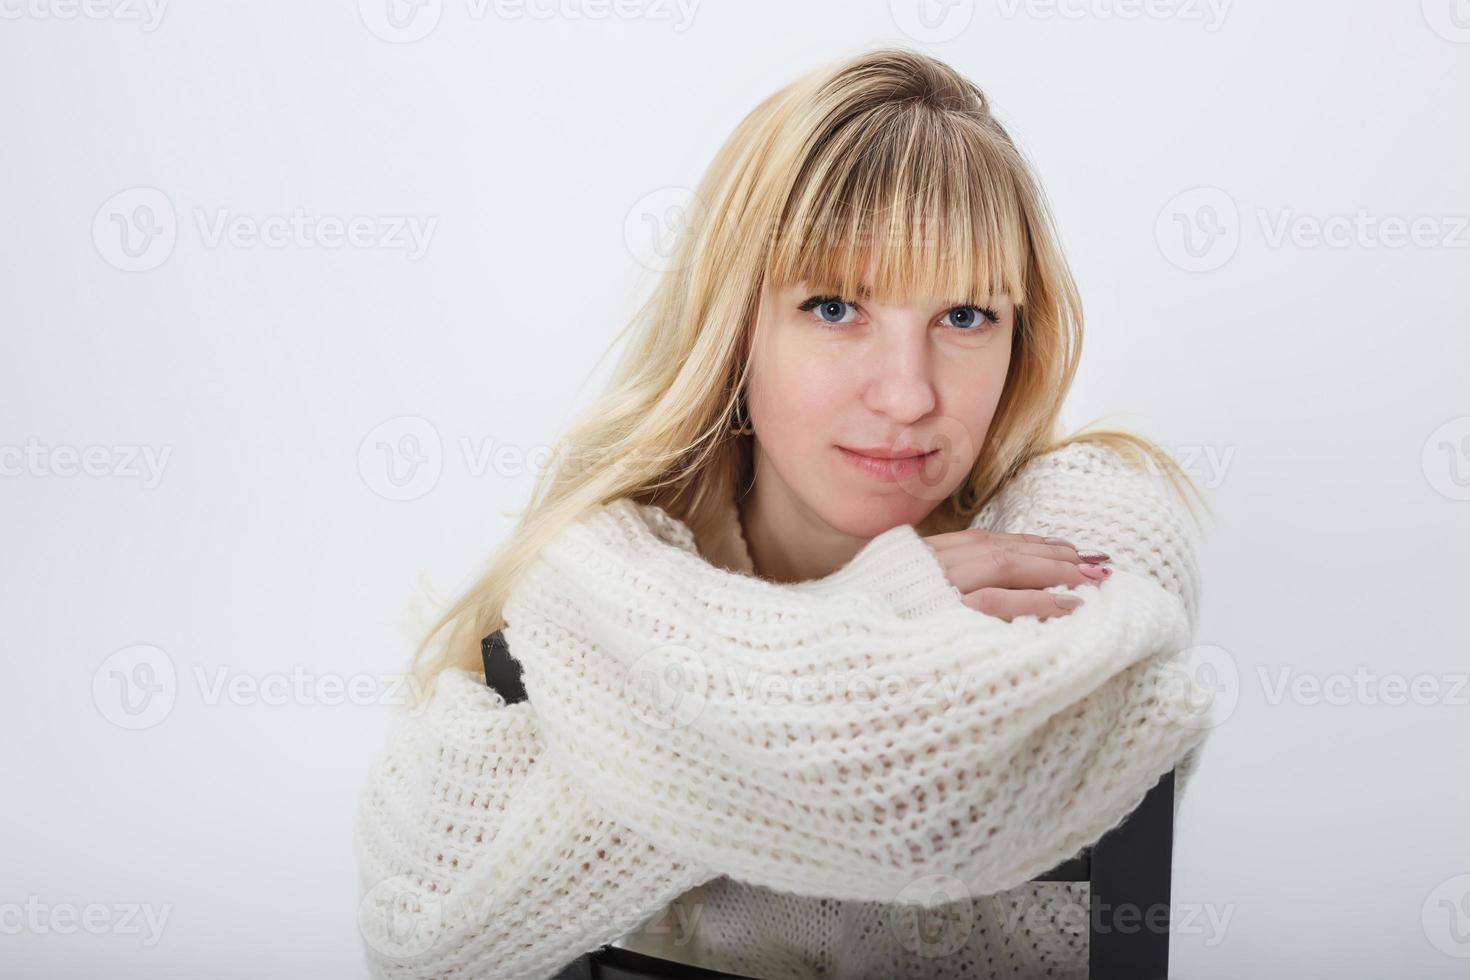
[3,3,1468,978]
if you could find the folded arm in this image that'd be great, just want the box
[503,442,1212,901]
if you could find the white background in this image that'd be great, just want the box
[4,1,1469,977]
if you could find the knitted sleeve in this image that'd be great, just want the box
[503,440,1212,903]
[353,670,712,980]
[966,439,1211,805]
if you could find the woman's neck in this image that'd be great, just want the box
[735,481,867,585]
[730,452,957,584]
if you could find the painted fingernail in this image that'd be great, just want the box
[1078,563,1111,579]
[1044,537,1075,547]
[1053,594,1083,610]
[1077,550,1111,563]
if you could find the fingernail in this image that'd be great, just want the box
[1077,550,1111,564]
[1079,563,1111,579]
[1054,594,1083,610]
[1044,537,1075,547]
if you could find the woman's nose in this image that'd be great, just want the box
[862,330,937,422]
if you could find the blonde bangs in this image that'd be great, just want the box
[765,108,1030,310]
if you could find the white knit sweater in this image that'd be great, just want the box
[354,441,1211,980]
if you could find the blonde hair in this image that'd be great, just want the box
[405,45,1212,700]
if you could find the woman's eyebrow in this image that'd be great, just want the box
[797,284,875,298]
[803,285,1009,306]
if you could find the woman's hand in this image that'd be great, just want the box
[923,529,1112,621]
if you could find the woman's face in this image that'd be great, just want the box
[744,271,1015,543]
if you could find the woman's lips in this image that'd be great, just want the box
[836,445,938,481]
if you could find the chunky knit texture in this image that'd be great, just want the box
[354,440,1212,980]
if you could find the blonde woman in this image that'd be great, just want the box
[355,46,1213,980]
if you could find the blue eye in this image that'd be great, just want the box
[942,305,1002,331]
[797,295,858,328]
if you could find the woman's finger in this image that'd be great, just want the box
[944,547,1109,594]
[927,528,1081,562]
[960,587,1084,622]
[926,527,1035,552]
[927,527,1109,563]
